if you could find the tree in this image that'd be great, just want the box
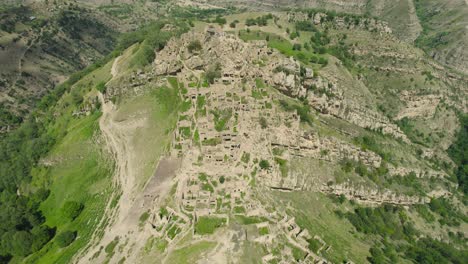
[31,226,55,252]
[219,176,225,184]
[11,231,33,256]
[55,231,76,248]
[61,201,84,221]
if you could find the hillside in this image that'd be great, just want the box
[0,2,467,264]
[187,0,468,75]
[0,2,120,131]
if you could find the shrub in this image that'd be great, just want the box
[55,231,76,248]
[219,176,225,184]
[259,160,270,170]
[95,81,107,93]
[187,40,202,53]
[105,237,119,255]
[292,43,302,51]
[212,16,226,25]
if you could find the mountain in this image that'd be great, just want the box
[0,1,467,264]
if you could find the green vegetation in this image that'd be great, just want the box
[239,30,328,66]
[205,63,222,84]
[139,211,150,226]
[194,217,226,235]
[353,135,392,162]
[105,237,119,256]
[278,99,313,125]
[211,109,232,131]
[95,82,107,93]
[405,237,467,264]
[165,241,216,264]
[98,4,133,19]
[291,245,307,261]
[344,205,415,239]
[275,157,288,177]
[114,20,190,69]
[219,176,225,184]
[167,225,181,240]
[241,152,250,163]
[0,54,113,261]
[396,117,427,145]
[259,116,268,129]
[233,206,246,214]
[55,231,76,248]
[235,215,267,225]
[447,114,468,194]
[245,14,273,27]
[275,191,370,263]
[0,18,168,259]
[61,201,84,221]
[211,15,227,25]
[187,40,202,53]
[202,138,221,146]
[342,203,468,263]
[196,95,206,116]
[413,0,454,54]
[259,160,270,170]
[258,227,269,236]
[428,197,467,226]
[306,238,321,253]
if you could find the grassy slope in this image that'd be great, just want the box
[113,80,181,189]
[413,0,468,73]
[272,191,371,263]
[165,241,217,264]
[23,60,115,264]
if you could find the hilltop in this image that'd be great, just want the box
[0,2,466,264]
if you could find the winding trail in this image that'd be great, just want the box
[75,54,180,264]
[74,56,139,263]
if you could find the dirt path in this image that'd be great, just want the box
[73,56,139,263]
[110,55,121,78]
[74,55,180,264]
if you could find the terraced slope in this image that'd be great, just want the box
[71,16,466,262]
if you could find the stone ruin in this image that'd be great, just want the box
[138,25,445,263]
